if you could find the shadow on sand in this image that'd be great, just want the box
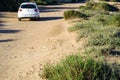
[0,29,21,42]
[39,6,78,13]
[0,30,21,34]
[0,39,15,42]
[39,16,63,21]
[110,50,120,56]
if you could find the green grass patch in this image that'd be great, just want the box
[68,13,120,55]
[80,2,119,12]
[106,14,120,27]
[41,2,120,80]
[32,0,58,5]
[41,55,120,80]
[92,2,119,12]
[99,0,120,2]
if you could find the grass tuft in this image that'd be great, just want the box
[86,2,119,12]
[41,55,120,80]
[68,13,120,55]
[41,2,120,80]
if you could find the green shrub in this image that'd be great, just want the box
[0,0,58,11]
[94,13,120,27]
[0,0,30,11]
[0,0,19,11]
[110,0,120,2]
[99,0,109,1]
[93,3,119,12]
[79,2,119,18]
[79,6,89,11]
[85,2,119,12]
[90,13,120,27]
[34,0,58,5]
[68,13,120,55]
[79,6,92,13]
[100,0,120,2]
[106,14,120,27]
[86,1,95,8]
[63,10,87,20]
[79,6,102,17]
[87,29,120,47]
[41,55,120,80]
[68,19,103,37]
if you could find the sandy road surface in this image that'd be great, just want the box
[0,3,84,80]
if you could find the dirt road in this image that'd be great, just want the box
[0,3,84,80]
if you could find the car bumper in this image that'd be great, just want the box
[18,13,39,18]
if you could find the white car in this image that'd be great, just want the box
[18,2,40,21]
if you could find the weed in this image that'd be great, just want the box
[41,3,120,80]
[93,3,119,12]
[68,12,120,55]
[41,55,120,80]
[85,2,119,12]
[106,14,120,27]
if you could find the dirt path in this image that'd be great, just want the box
[0,3,84,80]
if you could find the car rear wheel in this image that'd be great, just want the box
[30,17,39,21]
[36,17,40,21]
[18,18,21,21]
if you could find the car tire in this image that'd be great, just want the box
[36,17,39,21]
[18,18,21,21]
[30,18,33,21]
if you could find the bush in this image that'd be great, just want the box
[0,0,58,11]
[68,13,120,55]
[79,2,119,18]
[63,10,87,20]
[79,6,101,17]
[106,14,120,27]
[110,0,120,2]
[34,0,58,5]
[0,0,19,11]
[100,0,120,2]
[93,3,119,12]
[86,1,95,8]
[85,2,119,12]
[0,0,30,11]
[41,55,120,80]
[79,6,90,12]
[93,14,120,27]
[87,29,120,47]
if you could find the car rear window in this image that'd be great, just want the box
[21,4,36,8]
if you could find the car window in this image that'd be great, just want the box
[21,4,36,8]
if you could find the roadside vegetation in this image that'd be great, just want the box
[0,0,20,11]
[42,2,120,80]
[1,0,119,11]
[85,2,119,11]
[0,0,58,11]
[0,0,83,11]
[100,0,120,2]
[68,2,120,56]
[68,13,120,55]
[31,0,58,5]
[41,55,120,80]
[0,0,32,11]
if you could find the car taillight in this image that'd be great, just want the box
[18,9,22,12]
[35,9,37,12]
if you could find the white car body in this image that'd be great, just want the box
[18,2,40,21]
